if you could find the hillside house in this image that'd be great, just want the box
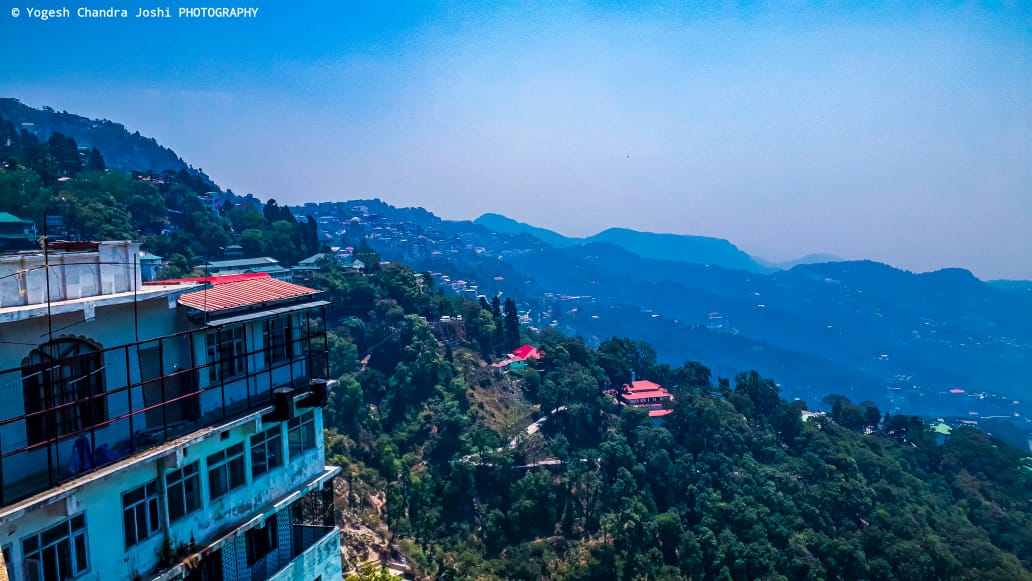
[617,380,674,418]
[492,344,543,370]
[0,212,37,252]
[205,256,293,282]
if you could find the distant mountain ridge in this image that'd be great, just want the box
[475,212,769,272]
[0,98,194,174]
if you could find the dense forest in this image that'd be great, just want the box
[313,254,1032,580]
[0,118,320,270]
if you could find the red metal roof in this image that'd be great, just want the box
[178,277,320,312]
[648,409,673,417]
[145,272,271,286]
[511,345,542,360]
[625,380,663,393]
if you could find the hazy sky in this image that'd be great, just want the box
[2,2,1030,279]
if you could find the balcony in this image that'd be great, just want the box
[0,309,329,507]
[172,475,341,581]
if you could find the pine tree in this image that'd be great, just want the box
[504,297,520,350]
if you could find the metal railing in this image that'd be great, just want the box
[0,308,329,507]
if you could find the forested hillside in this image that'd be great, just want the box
[313,254,1032,580]
[0,98,190,173]
[0,120,320,271]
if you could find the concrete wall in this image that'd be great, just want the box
[0,242,142,309]
[0,409,330,581]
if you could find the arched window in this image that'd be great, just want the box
[21,338,106,445]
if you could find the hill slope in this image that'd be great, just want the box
[0,98,191,173]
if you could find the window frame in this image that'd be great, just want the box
[251,424,284,479]
[263,316,292,366]
[21,513,90,581]
[287,412,316,459]
[122,480,162,548]
[165,461,202,523]
[207,443,246,500]
[205,326,246,382]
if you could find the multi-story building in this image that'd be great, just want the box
[0,241,342,581]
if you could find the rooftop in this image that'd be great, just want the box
[178,277,321,313]
[0,212,32,224]
[625,380,664,393]
[205,256,280,269]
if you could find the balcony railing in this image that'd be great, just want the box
[0,309,329,507]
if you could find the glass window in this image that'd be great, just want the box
[123,481,161,548]
[21,339,106,444]
[166,461,202,522]
[251,425,283,478]
[287,413,316,459]
[207,443,246,500]
[263,316,292,366]
[22,514,90,581]
[205,326,246,382]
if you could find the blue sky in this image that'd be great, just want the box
[2,1,1030,279]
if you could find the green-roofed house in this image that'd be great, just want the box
[0,212,38,251]
[138,251,164,281]
[291,253,327,282]
[204,256,293,281]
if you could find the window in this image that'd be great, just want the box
[21,338,106,444]
[2,545,12,580]
[206,326,246,382]
[245,514,278,566]
[287,413,316,459]
[251,425,283,478]
[166,461,202,522]
[208,443,245,500]
[22,514,89,581]
[123,481,161,548]
[263,316,291,366]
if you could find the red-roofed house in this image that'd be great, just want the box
[511,344,543,361]
[491,344,544,370]
[617,380,674,418]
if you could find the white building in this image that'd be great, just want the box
[0,241,342,581]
